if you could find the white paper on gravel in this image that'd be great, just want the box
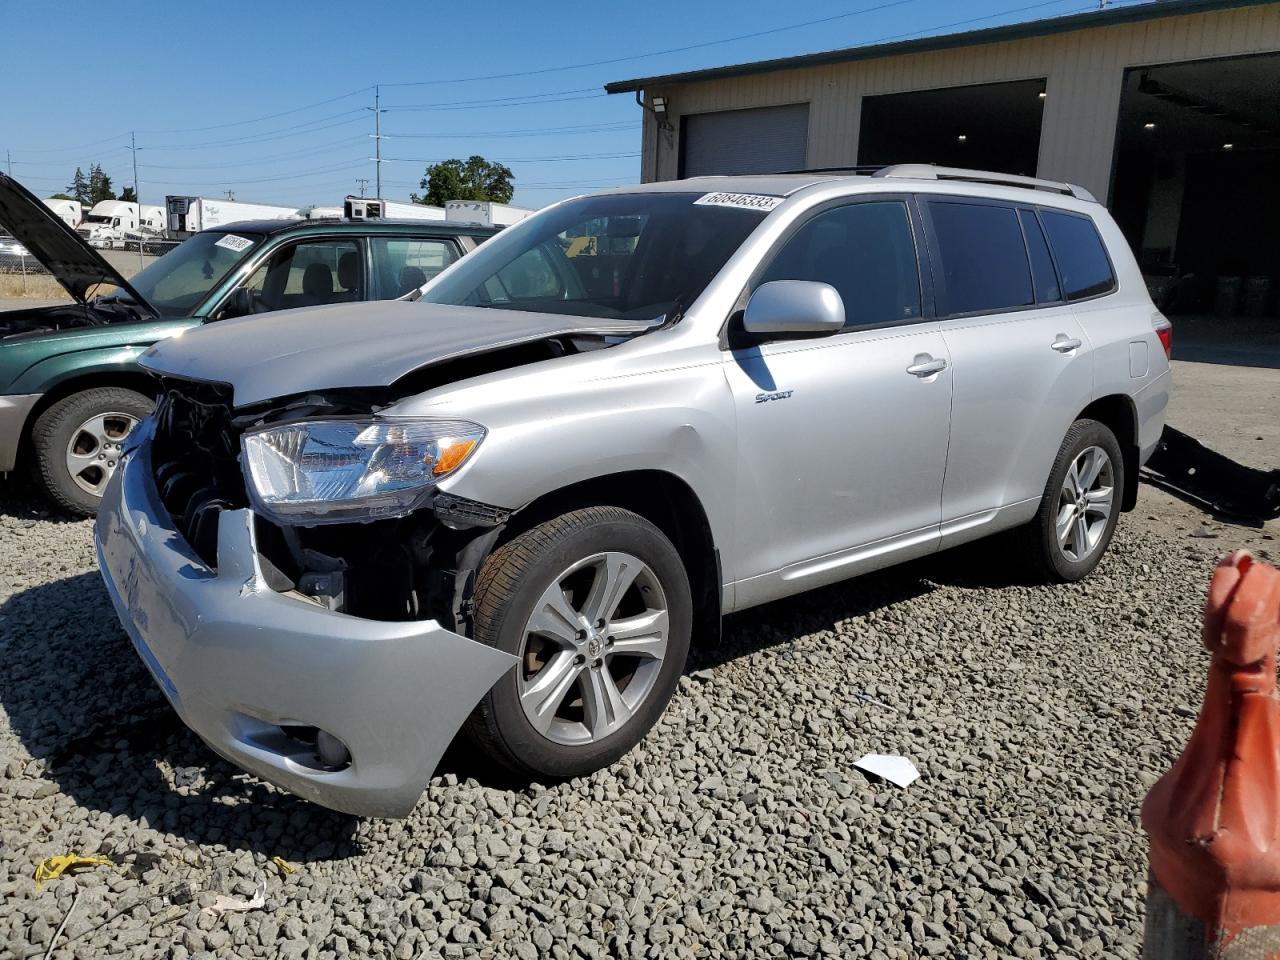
[853,753,920,787]
[202,878,266,916]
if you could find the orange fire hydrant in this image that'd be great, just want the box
[1143,551,1280,958]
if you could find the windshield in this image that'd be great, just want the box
[421,192,770,321]
[84,214,111,224]
[124,230,263,318]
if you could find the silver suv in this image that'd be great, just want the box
[95,166,1171,816]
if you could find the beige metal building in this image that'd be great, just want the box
[607,0,1280,319]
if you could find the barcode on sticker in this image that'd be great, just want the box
[694,192,784,211]
[214,234,254,253]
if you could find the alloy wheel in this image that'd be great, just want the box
[517,551,669,746]
[1056,445,1114,562]
[65,412,139,497]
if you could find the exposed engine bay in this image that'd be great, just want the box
[0,299,147,339]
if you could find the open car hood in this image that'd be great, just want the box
[140,300,655,407]
[0,173,153,309]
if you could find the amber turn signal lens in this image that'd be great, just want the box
[432,438,478,476]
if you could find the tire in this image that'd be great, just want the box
[1017,418,1125,583]
[30,387,154,516]
[464,506,693,780]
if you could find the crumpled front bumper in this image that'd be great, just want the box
[93,422,516,818]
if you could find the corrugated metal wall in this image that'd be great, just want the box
[639,4,1280,200]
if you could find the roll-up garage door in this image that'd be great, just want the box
[680,103,810,177]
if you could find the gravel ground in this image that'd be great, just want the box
[0,474,1276,959]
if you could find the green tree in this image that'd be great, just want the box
[119,185,137,202]
[67,167,91,206]
[49,192,74,201]
[88,164,116,204]
[412,156,514,207]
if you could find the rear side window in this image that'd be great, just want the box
[756,200,921,329]
[1019,209,1061,303]
[1040,210,1116,300]
[927,201,1033,316]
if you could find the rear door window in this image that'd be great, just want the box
[755,200,922,329]
[370,237,459,298]
[1040,210,1116,300]
[926,200,1033,316]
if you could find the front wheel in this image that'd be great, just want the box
[30,387,154,516]
[1017,418,1124,583]
[464,506,692,780]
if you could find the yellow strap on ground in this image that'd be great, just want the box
[33,855,112,890]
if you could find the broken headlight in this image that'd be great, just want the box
[241,418,486,525]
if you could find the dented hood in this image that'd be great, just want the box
[139,300,653,407]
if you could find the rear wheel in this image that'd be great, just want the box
[1017,418,1124,583]
[464,506,692,779]
[31,387,153,516]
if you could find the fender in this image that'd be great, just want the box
[3,320,196,395]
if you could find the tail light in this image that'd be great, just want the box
[1152,312,1173,360]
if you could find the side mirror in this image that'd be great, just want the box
[742,280,845,339]
[221,287,254,319]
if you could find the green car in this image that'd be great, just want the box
[0,173,495,514]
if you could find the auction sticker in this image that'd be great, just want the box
[214,234,254,253]
[694,192,784,211]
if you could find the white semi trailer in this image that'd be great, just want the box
[343,196,447,221]
[445,200,533,228]
[166,196,302,238]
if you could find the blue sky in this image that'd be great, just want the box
[3,0,1120,210]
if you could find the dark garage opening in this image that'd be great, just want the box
[1111,52,1280,333]
[857,78,1047,175]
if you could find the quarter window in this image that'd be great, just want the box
[1020,209,1061,304]
[1040,210,1116,300]
[927,201,1033,316]
[756,201,921,329]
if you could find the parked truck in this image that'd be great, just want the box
[445,200,533,228]
[76,201,166,249]
[343,196,447,221]
[42,198,82,229]
[165,196,301,238]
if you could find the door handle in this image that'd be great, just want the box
[1051,336,1083,353]
[906,356,948,377]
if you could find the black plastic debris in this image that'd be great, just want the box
[1142,426,1280,525]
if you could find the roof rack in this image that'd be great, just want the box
[872,164,1097,202]
[774,165,885,175]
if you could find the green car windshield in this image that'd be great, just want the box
[123,231,263,319]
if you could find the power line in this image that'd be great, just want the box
[135,139,366,170]
[138,160,368,188]
[387,93,607,113]
[379,152,639,164]
[380,121,635,140]
[379,0,920,87]
[137,86,373,135]
[142,111,368,150]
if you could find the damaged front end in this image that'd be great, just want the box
[148,378,515,634]
[94,378,524,817]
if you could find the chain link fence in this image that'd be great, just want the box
[0,233,179,297]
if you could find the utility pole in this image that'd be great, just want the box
[130,132,142,270]
[5,150,10,176]
[368,85,384,200]
[355,177,369,197]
